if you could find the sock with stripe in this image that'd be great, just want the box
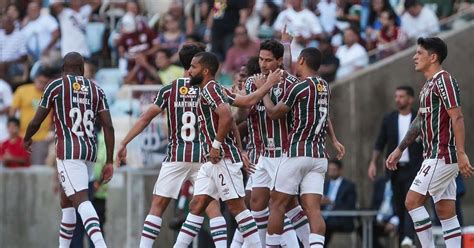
[210,216,227,248]
[265,233,281,248]
[139,215,162,248]
[309,233,325,247]
[440,215,462,247]
[59,207,76,248]
[409,206,435,248]
[281,216,299,247]
[78,201,107,248]
[230,230,244,248]
[173,213,204,248]
[251,208,269,247]
[236,209,261,247]
[286,205,310,247]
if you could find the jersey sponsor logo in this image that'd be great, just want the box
[73,82,81,91]
[179,86,189,95]
[317,98,328,105]
[72,81,89,94]
[317,83,327,92]
[419,107,431,114]
[255,105,265,111]
[180,86,198,98]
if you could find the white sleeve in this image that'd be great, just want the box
[273,12,286,32]
[426,10,440,35]
[307,11,323,35]
[353,47,369,67]
[4,83,12,106]
[45,15,59,32]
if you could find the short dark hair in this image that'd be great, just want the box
[179,44,206,70]
[417,37,448,64]
[194,52,219,76]
[329,159,343,169]
[7,117,20,127]
[245,56,261,76]
[299,47,322,71]
[260,39,284,59]
[396,86,415,97]
[157,48,173,59]
[404,0,420,10]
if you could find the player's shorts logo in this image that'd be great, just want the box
[179,86,189,95]
[73,82,81,91]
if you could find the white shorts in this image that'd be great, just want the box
[410,159,458,203]
[57,159,94,197]
[153,162,201,199]
[194,159,245,201]
[273,156,327,196]
[252,156,281,189]
[245,174,254,191]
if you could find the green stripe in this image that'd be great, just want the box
[443,227,461,235]
[60,227,74,234]
[183,223,200,233]
[257,224,268,229]
[85,222,100,232]
[240,222,257,232]
[415,218,431,227]
[143,226,160,235]
[293,219,308,229]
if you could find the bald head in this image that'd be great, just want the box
[63,52,84,75]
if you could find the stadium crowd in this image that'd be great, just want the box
[1,0,473,247]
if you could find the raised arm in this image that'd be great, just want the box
[447,107,473,177]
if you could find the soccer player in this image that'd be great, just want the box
[24,52,115,248]
[173,52,277,248]
[386,37,474,247]
[241,39,306,247]
[259,47,344,247]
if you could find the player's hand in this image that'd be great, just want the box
[332,139,345,160]
[386,148,401,171]
[241,152,255,175]
[100,163,114,184]
[254,73,267,89]
[267,69,283,86]
[24,139,32,153]
[209,147,221,164]
[281,25,293,44]
[457,152,474,178]
[368,160,377,181]
[116,144,127,166]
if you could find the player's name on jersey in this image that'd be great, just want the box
[72,96,91,105]
[174,101,198,108]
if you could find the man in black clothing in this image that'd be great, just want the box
[368,86,423,247]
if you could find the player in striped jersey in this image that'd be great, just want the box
[24,52,115,248]
[386,37,473,248]
[259,48,345,248]
[116,44,232,248]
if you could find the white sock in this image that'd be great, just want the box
[441,215,462,247]
[139,215,162,248]
[265,233,280,248]
[59,207,76,248]
[173,213,204,248]
[309,233,325,247]
[236,209,261,247]
[230,230,244,248]
[281,216,299,247]
[210,216,227,248]
[409,206,435,248]
[78,201,107,248]
[287,205,310,247]
[251,208,269,247]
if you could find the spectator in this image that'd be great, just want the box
[21,1,60,62]
[118,13,156,84]
[10,68,52,165]
[185,0,213,41]
[50,0,92,58]
[420,0,455,19]
[318,36,339,83]
[322,159,357,247]
[273,0,323,62]
[222,25,260,76]
[367,86,423,247]
[0,16,28,85]
[365,0,399,50]
[315,0,338,36]
[0,79,13,142]
[401,0,439,39]
[128,49,184,85]
[209,0,248,61]
[5,3,23,30]
[0,118,30,168]
[257,0,280,40]
[335,26,369,79]
[371,177,399,248]
[152,13,187,63]
[375,10,408,57]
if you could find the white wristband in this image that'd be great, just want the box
[212,140,222,149]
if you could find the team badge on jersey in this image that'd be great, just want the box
[273,88,282,97]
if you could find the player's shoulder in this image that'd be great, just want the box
[45,77,63,90]
[434,70,456,87]
[284,72,300,84]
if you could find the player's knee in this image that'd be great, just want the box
[250,192,268,211]
[405,196,419,211]
[189,197,206,215]
[205,200,222,218]
[149,196,170,216]
[226,199,246,216]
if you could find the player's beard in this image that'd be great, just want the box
[190,74,204,86]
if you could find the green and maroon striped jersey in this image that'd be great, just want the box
[282,76,330,158]
[198,80,242,163]
[154,78,203,163]
[245,73,299,157]
[419,70,461,164]
[39,75,109,162]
